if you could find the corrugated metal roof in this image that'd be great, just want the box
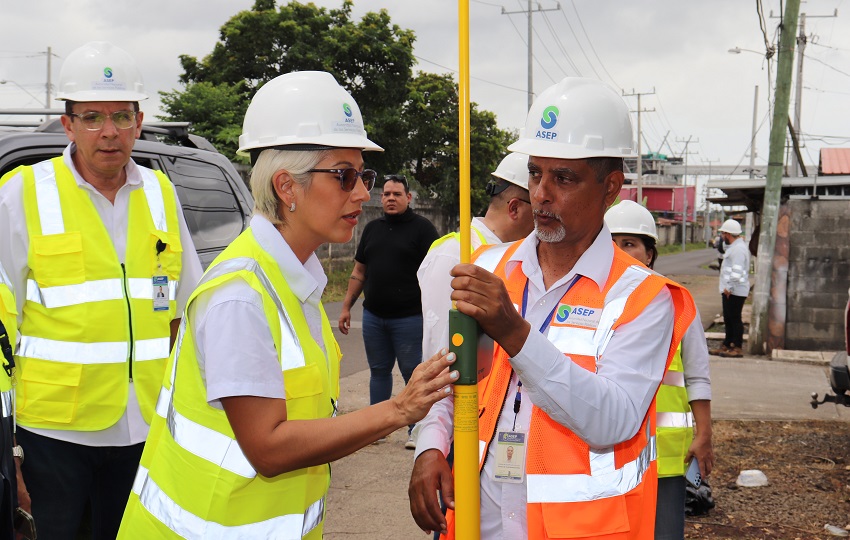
[820,148,850,175]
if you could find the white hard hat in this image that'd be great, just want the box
[605,200,658,241]
[56,42,147,102]
[237,71,383,157]
[491,152,529,191]
[718,219,743,235]
[508,77,635,160]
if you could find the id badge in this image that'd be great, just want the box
[493,431,526,483]
[152,275,169,311]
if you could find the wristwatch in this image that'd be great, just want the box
[12,445,23,463]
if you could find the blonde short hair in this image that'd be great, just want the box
[250,149,331,226]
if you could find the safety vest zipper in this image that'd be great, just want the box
[121,263,134,381]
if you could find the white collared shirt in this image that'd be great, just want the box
[0,143,203,446]
[415,225,675,539]
[418,217,502,361]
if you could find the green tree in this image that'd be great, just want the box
[399,72,516,216]
[159,82,247,161]
[160,0,415,170]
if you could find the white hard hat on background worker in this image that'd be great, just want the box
[55,41,148,102]
[718,219,743,236]
[605,200,658,241]
[490,152,530,191]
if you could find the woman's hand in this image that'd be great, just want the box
[391,349,458,427]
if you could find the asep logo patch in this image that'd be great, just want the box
[555,304,572,322]
[540,106,559,129]
[552,303,600,329]
[536,105,559,140]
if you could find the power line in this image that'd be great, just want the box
[562,1,620,88]
[537,13,580,75]
[542,11,599,79]
[803,53,850,78]
[412,55,528,94]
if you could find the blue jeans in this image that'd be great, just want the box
[16,428,144,540]
[655,475,686,540]
[362,309,423,409]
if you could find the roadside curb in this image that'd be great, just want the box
[708,351,833,366]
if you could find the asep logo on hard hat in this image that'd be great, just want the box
[536,105,559,140]
[342,103,353,117]
[103,67,114,80]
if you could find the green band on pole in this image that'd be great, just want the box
[448,309,479,386]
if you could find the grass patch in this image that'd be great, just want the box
[657,242,709,256]
[321,257,355,303]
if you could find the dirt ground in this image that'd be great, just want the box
[686,420,850,539]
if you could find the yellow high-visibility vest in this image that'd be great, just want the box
[5,157,182,430]
[655,344,694,477]
[0,260,17,418]
[119,227,340,539]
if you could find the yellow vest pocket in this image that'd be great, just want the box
[31,232,85,287]
[19,359,83,424]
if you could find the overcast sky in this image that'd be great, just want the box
[3,0,849,173]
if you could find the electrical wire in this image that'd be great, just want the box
[503,13,558,84]
[538,12,580,74]
[803,53,850,78]
[412,55,529,93]
[542,11,599,79]
[563,1,620,88]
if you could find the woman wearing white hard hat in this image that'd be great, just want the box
[605,200,714,540]
[119,71,458,539]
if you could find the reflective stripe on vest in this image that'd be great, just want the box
[147,256,306,481]
[1,389,11,418]
[527,424,657,503]
[154,384,256,479]
[547,266,651,361]
[32,160,63,235]
[19,336,169,364]
[26,278,178,309]
[132,465,325,539]
[662,370,684,387]
[34,161,168,236]
[657,412,693,429]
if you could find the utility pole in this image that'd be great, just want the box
[623,88,655,204]
[703,158,719,244]
[751,0,801,355]
[46,46,53,120]
[771,8,837,176]
[748,86,759,179]
[501,2,560,110]
[676,136,697,252]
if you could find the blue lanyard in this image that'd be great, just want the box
[511,274,580,430]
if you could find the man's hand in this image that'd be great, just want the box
[723,289,731,298]
[409,449,453,536]
[338,309,351,335]
[686,432,714,478]
[450,263,531,357]
[15,456,30,514]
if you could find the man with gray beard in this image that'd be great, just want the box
[409,77,697,539]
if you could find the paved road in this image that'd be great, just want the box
[655,247,719,276]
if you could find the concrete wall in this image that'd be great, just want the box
[784,199,850,350]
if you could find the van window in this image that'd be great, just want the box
[166,157,244,253]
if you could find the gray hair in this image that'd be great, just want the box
[250,149,331,226]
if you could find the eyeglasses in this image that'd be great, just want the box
[68,110,137,131]
[308,168,377,192]
[513,198,531,204]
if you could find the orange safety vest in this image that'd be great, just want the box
[443,241,695,540]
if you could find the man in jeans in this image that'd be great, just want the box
[710,219,751,358]
[339,175,439,448]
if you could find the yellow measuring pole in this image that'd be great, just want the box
[450,0,480,538]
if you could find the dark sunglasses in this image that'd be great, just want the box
[308,168,377,192]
